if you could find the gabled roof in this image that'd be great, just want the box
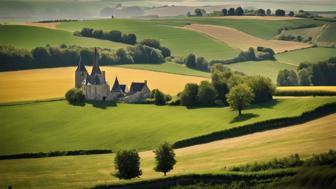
[91,48,102,76]
[120,85,127,93]
[111,77,122,92]
[130,81,147,94]
[76,56,87,72]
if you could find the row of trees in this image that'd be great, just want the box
[178,65,275,115]
[220,7,293,17]
[0,41,170,71]
[77,28,137,45]
[211,47,275,65]
[114,142,176,179]
[277,57,336,86]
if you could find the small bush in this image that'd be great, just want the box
[65,88,85,105]
[114,150,142,179]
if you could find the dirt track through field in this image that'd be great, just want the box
[182,24,312,53]
[0,67,206,103]
[18,22,59,29]
[141,113,336,171]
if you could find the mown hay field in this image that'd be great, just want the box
[277,86,336,92]
[182,24,311,53]
[0,66,206,103]
[0,113,335,189]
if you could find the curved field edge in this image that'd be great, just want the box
[0,97,335,155]
[173,101,336,148]
[0,112,335,189]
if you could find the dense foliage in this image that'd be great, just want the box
[153,142,176,176]
[65,88,85,105]
[139,39,171,58]
[277,57,336,86]
[77,28,137,45]
[180,83,199,106]
[226,84,255,115]
[114,150,142,179]
[0,44,167,71]
[149,89,171,105]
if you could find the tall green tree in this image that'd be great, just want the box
[226,84,254,116]
[277,69,298,86]
[153,142,176,176]
[247,76,275,103]
[114,150,142,179]
[235,7,244,16]
[197,81,217,106]
[180,83,199,106]
[184,53,196,69]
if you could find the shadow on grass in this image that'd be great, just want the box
[249,99,279,110]
[230,113,259,123]
[86,101,117,109]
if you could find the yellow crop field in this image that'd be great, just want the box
[0,67,207,103]
[277,86,336,92]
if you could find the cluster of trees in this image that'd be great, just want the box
[114,142,176,179]
[211,47,275,65]
[147,89,172,105]
[77,28,137,45]
[178,65,275,115]
[276,35,312,42]
[219,7,293,17]
[183,54,209,71]
[277,57,336,86]
[0,41,170,71]
[187,9,206,16]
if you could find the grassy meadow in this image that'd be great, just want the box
[58,19,239,60]
[276,47,336,65]
[0,97,335,155]
[0,25,128,50]
[0,112,334,189]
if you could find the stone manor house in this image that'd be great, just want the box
[75,49,151,103]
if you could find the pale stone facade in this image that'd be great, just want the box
[75,48,151,102]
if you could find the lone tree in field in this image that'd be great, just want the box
[114,150,142,179]
[154,142,176,176]
[226,84,254,116]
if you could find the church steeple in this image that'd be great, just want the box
[76,55,87,72]
[91,48,102,76]
[112,77,121,92]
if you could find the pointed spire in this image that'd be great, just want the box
[91,48,102,76]
[112,77,122,91]
[76,55,87,72]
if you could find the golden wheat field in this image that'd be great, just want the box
[277,86,336,92]
[0,67,206,103]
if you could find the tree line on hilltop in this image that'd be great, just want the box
[0,39,171,71]
[189,7,294,17]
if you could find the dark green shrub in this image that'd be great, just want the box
[114,150,142,179]
[197,81,217,106]
[180,83,199,106]
[65,88,85,105]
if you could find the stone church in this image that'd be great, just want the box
[75,48,151,102]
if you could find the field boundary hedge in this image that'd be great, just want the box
[275,90,336,96]
[173,102,336,148]
[0,149,112,160]
[91,170,296,189]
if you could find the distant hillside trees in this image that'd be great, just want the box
[266,9,272,16]
[222,8,228,16]
[194,8,206,16]
[255,9,266,16]
[139,39,171,58]
[153,142,176,176]
[0,44,168,71]
[288,11,295,17]
[76,27,137,45]
[277,57,336,86]
[228,8,235,16]
[275,9,286,16]
[235,7,244,16]
[114,150,142,179]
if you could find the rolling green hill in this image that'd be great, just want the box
[58,19,239,60]
[0,25,128,50]
[150,17,325,40]
[0,97,335,155]
[276,47,336,66]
